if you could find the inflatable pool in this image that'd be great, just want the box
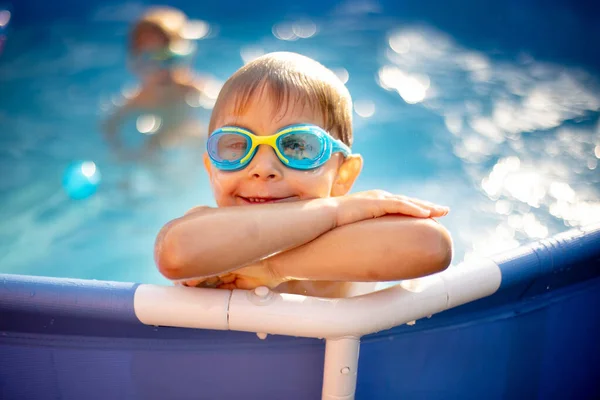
[1,223,599,399]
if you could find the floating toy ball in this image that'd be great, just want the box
[62,161,101,200]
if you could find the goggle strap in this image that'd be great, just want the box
[331,139,351,157]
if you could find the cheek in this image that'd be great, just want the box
[209,170,240,202]
[289,165,339,197]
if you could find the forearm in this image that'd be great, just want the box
[269,215,453,282]
[155,199,338,280]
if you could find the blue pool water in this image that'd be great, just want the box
[1,0,599,285]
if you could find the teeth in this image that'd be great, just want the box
[248,198,267,203]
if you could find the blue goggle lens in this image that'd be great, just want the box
[278,132,323,161]
[212,133,250,162]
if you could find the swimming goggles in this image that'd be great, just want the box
[206,124,351,171]
[131,44,195,72]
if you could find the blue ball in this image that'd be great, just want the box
[62,161,101,200]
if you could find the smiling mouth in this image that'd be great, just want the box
[238,196,298,204]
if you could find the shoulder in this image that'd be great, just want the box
[179,79,206,96]
[171,71,205,92]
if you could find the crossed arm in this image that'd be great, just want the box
[154,192,453,288]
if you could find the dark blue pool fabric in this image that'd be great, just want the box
[497,224,600,290]
[1,225,599,399]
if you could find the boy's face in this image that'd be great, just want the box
[131,27,173,84]
[204,88,361,207]
[134,26,168,54]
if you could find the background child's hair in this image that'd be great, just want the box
[129,7,188,54]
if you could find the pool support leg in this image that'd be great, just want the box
[322,337,361,400]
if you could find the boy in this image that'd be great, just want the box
[103,7,208,162]
[154,52,452,298]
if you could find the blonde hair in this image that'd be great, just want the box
[209,52,354,147]
[129,7,188,54]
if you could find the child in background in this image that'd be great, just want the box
[103,6,208,162]
[154,52,453,298]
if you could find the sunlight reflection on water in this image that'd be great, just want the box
[0,5,598,282]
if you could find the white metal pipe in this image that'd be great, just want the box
[442,257,501,308]
[228,274,448,338]
[133,257,501,337]
[322,337,360,400]
[134,285,231,330]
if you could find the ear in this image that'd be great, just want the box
[331,154,363,196]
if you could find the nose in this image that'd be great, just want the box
[246,145,284,181]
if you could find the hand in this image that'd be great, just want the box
[178,260,286,291]
[334,190,449,227]
[177,276,222,288]
[217,262,286,290]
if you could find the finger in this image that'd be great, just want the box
[180,279,203,287]
[391,196,449,216]
[394,196,449,211]
[201,276,224,288]
[385,199,431,218]
[220,274,236,284]
[233,278,265,290]
[427,207,450,217]
[217,283,237,290]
